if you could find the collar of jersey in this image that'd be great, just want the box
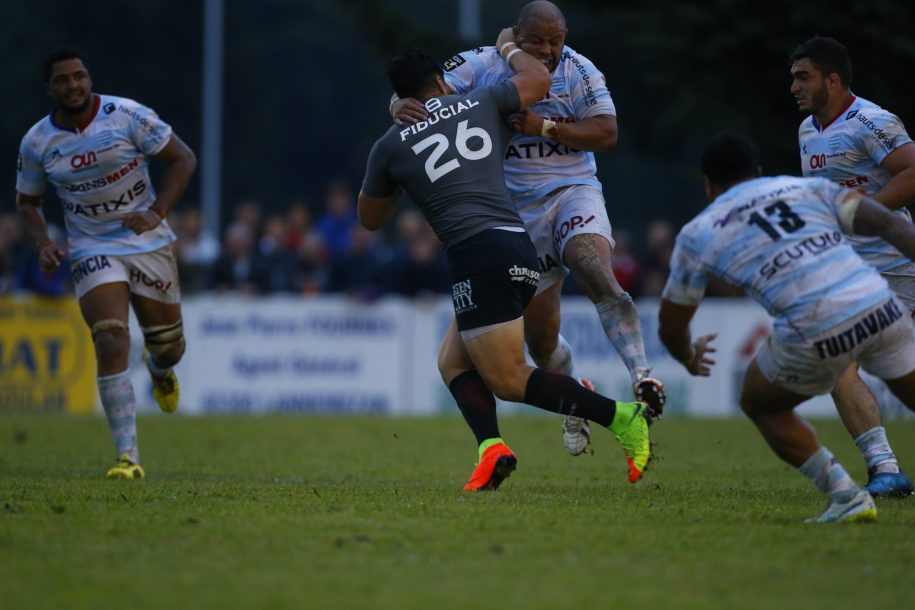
[49,94,101,134]
[812,94,856,132]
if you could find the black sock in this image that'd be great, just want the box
[523,368,617,427]
[449,370,500,445]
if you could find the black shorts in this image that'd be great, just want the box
[447,229,540,332]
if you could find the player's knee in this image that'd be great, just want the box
[525,319,560,360]
[483,369,526,403]
[91,319,130,359]
[143,321,185,368]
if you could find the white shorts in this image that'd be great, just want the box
[518,185,614,295]
[883,262,915,313]
[70,245,181,304]
[755,297,915,396]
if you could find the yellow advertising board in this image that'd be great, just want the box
[0,296,96,413]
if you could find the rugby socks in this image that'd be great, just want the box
[530,333,577,377]
[98,370,140,464]
[799,446,859,500]
[449,370,500,445]
[523,368,615,427]
[477,437,506,460]
[596,293,650,383]
[854,426,901,475]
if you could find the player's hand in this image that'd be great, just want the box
[496,27,517,51]
[508,109,545,136]
[392,98,428,126]
[37,241,64,273]
[122,210,162,235]
[686,333,718,376]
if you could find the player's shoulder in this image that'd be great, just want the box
[443,46,497,73]
[798,114,816,134]
[20,113,55,147]
[558,45,600,72]
[842,95,902,128]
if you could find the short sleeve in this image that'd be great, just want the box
[442,50,479,95]
[361,139,397,198]
[122,100,173,156]
[487,81,521,116]
[856,109,913,166]
[567,52,616,119]
[661,231,710,306]
[16,135,46,196]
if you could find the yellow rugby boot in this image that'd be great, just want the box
[144,350,180,413]
[106,454,145,480]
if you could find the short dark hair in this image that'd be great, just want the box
[387,48,443,100]
[701,132,760,186]
[789,36,853,87]
[44,47,89,83]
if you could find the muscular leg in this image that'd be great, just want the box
[832,365,903,478]
[563,233,650,384]
[741,359,864,514]
[79,282,140,464]
[131,294,184,369]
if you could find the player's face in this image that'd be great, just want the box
[47,58,93,114]
[514,18,567,73]
[789,58,829,114]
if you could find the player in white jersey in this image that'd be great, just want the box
[15,48,197,479]
[790,36,915,497]
[392,1,665,457]
[659,133,915,522]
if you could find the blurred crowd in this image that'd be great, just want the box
[1,181,738,300]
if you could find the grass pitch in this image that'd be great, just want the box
[1,414,913,610]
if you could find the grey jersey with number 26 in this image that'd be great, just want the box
[362,81,523,248]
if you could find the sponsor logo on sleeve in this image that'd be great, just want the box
[103,103,116,115]
[443,54,466,72]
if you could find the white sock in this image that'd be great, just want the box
[595,292,650,384]
[98,370,139,464]
[799,446,858,500]
[531,334,577,378]
[854,426,900,475]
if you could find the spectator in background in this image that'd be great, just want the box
[234,199,263,236]
[283,200,314,251]
[14,223,71,296]
[257,214,296,292]
[291,231,328,294]
[639,220,675,296]
[0,213,27,294]
[317,180,358,258]
[211,222,269,294]
[389,210,451,297]
[172,207,220,293]
[325,224,391,299]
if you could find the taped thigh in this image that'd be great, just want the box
[90,319,129,340]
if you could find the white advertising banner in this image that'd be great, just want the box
[125,295,912,419]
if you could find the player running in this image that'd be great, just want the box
[391,0,665,457]
[790,36,915,497]
[16,48,197,479]
[659,133,915,523]
[359,31,650,490]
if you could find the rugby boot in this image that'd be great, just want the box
[609,401,651,483]
[634,375,666,425]
[866,470,914,498]
[562,378,595,456]
[806,488,877,523]
[143,350,180,413]
[106,454,145,480]
[464,442,517,491]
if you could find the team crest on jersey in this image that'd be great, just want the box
[443,54,466,72]
[828,135,842,151]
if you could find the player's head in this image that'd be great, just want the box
[789,36,852,115]
[387,48,447,102]
[44,47,93,114]
[700,132,761,199]
[515,1,567,73]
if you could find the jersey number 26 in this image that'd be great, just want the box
[411,120,493,183]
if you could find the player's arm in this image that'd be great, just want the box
[498,28,551,110]
[871,142,915,210]
[844,190,915,261]
[121,135,197,235]
[358,188,401,231]
[390,93,429,127]
[658,300,717,377]
[511,112,617,151]
[15,192,63,272]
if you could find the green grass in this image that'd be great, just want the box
[1,414,913,610]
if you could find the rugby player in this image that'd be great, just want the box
[16,48,197,479]
[659,133,915,522]
[790,36,915,497]
[390,0,665,457]
[359,30,650,490]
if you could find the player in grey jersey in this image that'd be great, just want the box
[790,36,915,497]
[359,31,651,490]
[391,1,666,458]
